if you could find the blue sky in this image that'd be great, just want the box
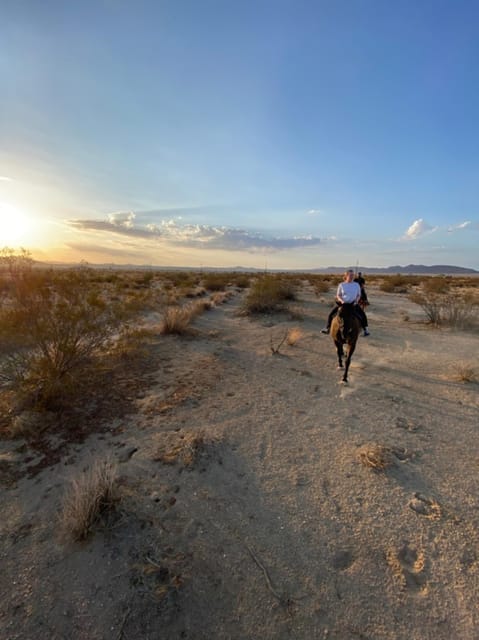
[1,0,478,269]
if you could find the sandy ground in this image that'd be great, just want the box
[1,283,478,640]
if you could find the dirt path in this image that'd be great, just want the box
[1,284,478,639]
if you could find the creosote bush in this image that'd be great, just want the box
[0,253,132,411]
[410,287,478,328]
[242,275,297,314]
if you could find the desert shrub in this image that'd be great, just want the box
[202,273,230,291]
[164,271,197,288]
[410,288,478,328]
[0,257,131,410]
[380,275,420,293]
[422,276,450,294]
[242,276,296,314]
[60,458,118,541]
[231,274,250,289]
[313,279,330,295]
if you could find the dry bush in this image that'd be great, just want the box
[410,289,478,328]
[231,274,250,289]
[422,276,450,294]
[60,458,118,541]
[287,327,303,346]
[308,275,331,295]
[358,444,394,472]
[202,273,230,291]
[380,275,420,293]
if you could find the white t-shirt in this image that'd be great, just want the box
[337,281,361,304]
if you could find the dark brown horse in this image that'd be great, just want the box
[330,303,361,383]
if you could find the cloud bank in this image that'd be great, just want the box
[68,214,322,253]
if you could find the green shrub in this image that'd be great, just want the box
[242,276,296,314]
[0,259,130,411]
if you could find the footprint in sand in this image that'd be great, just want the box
[408,492,442,520]
[387,542,427,593]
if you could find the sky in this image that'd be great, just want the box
[1,0,479,270]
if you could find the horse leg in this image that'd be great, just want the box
[342,341,357,383]
[335,341,344,369]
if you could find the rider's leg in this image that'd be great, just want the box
[321,305,339,333]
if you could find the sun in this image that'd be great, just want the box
[0,202,33,246]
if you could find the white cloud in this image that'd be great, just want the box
[447,220,472,233]
[403,218,436,240]
[307,209,322,216]
[108,211,135,228]
[0,176,13,182]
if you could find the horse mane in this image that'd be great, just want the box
[337,303,358,338]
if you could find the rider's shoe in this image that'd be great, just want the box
[321,327,329,334]
[363,328,370,336]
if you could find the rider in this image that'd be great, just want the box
[354,271,369,306]
[321,270,370,336]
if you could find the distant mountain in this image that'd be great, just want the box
[35,261,478,275]
[308,264,478,275]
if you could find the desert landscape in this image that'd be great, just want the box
[1,268,478,640]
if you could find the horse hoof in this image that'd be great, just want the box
[337,364,343,369]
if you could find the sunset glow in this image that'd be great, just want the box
[0,202,34,247]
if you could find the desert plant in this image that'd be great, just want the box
[286,327,303,346]
[358,444,393,472]
[0,264,130,410]
[160,302,203,335]
[202,273,229,291]
[242,276,296,314]
[379,275,420,293]
[410,288,478,328]
[60,458,118,541]
[154,431,207,467]
[451,362,477,383]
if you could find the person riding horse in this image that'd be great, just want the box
[354,271,369,307]
[321,270,370,336]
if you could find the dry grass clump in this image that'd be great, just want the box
[451,362,477,383]
[286,327,303,346]
[154,431,208,468]
[160,301,206,335]
[60,459,118,541]
[211,291,234,305]
[358,444,394,472]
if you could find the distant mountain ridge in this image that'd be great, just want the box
[36,261,478,274]
[309,264,479,275]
